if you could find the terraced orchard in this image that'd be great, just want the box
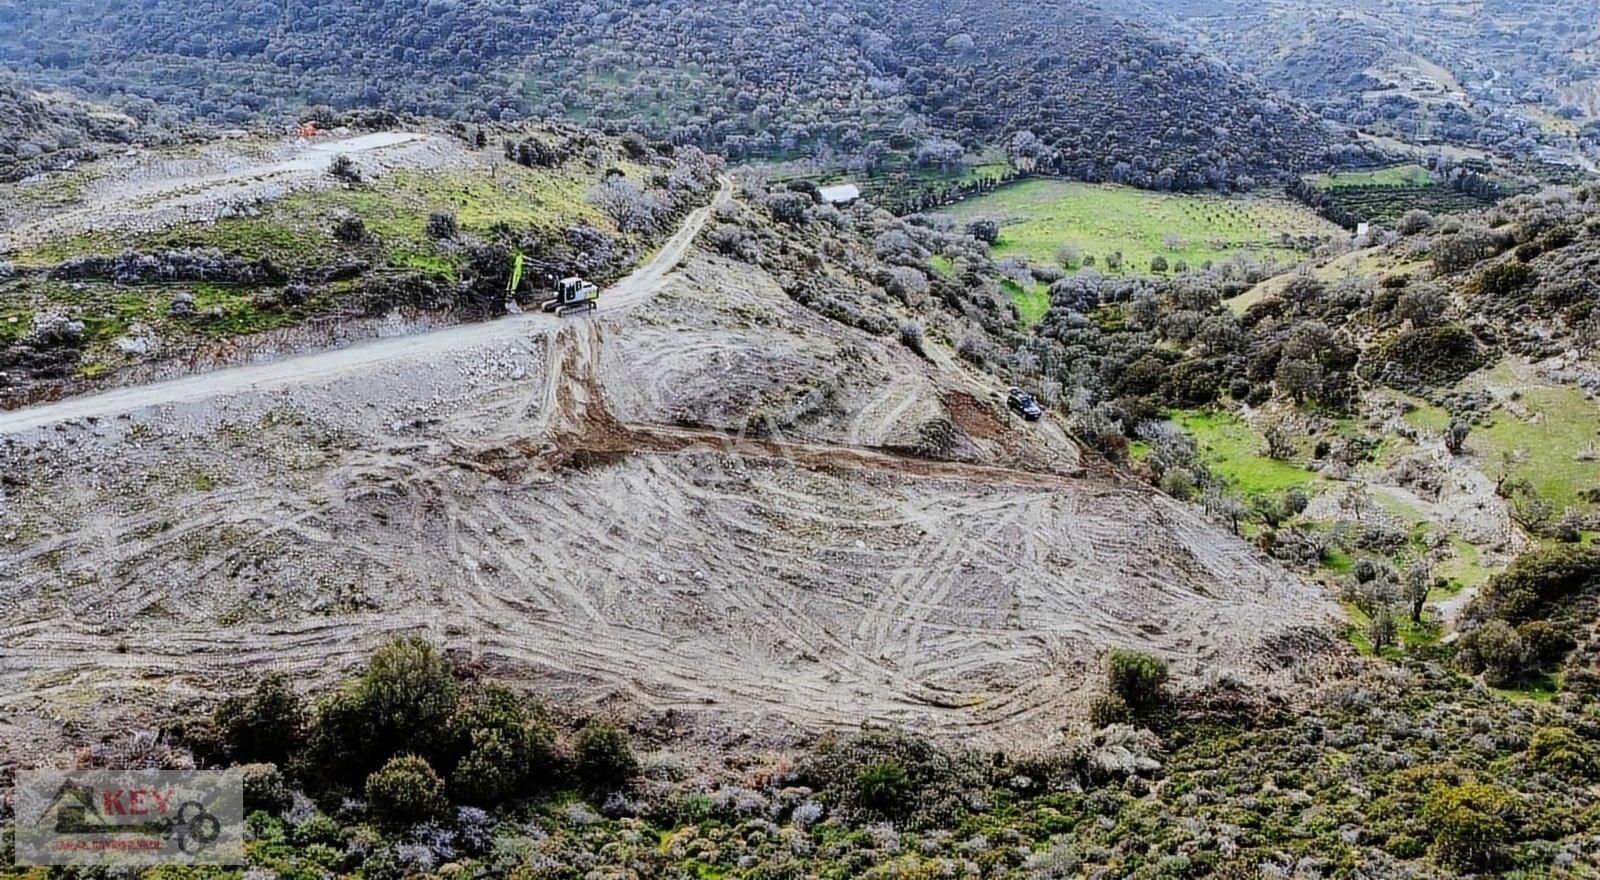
[945,179,1343,276]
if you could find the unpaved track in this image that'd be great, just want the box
[0,178,733,436]
[0,133,437,251]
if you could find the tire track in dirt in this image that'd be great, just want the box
[1,185,1338,760]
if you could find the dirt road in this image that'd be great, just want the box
[0,132,442,252]
[0,177,733,436]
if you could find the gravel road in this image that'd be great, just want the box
[0,177,732,436]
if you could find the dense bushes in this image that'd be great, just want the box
[197,672,307,765]
[1474,545,1600,623]
[1528,726,1598,778]
[1457,546,1600,686]
[1422,782,1519,871]
[307,636,460,780]
[154,635,1600,878]
[573,722,639,792]
[1475,260,1536,298]
[1368,324,1486,389]
[190,636,638,818]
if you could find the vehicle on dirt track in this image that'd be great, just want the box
[541,277,600,316]
[1007,387,1043,421]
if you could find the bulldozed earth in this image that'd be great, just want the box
[0,228,1339,768]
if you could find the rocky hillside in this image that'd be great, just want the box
[0,0,1370,189]
[0,75,143,182]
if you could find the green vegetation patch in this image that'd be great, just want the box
[1466,364,1600,512]
[999,277,1050,326]
[1307,164,1435,189]
[1173,409,1321,495]
[946,179,1340,275]
[15,160,615,270]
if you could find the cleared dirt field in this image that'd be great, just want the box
[0,229,1338,767]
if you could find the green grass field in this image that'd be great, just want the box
[946,180,1341,276]
[1173,409,1321,496]
[1464,362,1600,512]
[999,278,1050,326]
[1306,164,1435,189]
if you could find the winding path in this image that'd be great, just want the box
[0,177,732,436]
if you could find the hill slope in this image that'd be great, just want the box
[0,0,1367,189]
[1130,0,1600,169]
[0,75,143,182]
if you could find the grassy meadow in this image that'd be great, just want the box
[946,179,1342,277]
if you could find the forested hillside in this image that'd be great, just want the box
[0,0,1369,190]
[1132,0,1600,167]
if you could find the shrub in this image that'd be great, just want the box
[1370,324,1485,389]
[1474,261,1535,298]
[365,755,448,826]
[329,154,360,183]
[292,813,343,849]
[797,729,982,829]
[452,728,529,804]
[445,685,558,803]
[763,191,811,226]
[1105,649,1168,711]
[426,210,460,240]
[590,177,668,232]
[1527,727,1597,778]
[333,216,370,244]
[1478,544,1600,622]
[241,763,293,816]
[620,131,652,160]
[1089,693,1133,727]
[898,320,926,357]
[1516,619,1575,668]
[786,178,822,204]
[573,722,639,791]
[209,673,307,764]
[964,218,1000,244]
[1457,619,1525,686]
[310,637,459,777]
[1159,468,1196,501]
[885,266,929,305]
[1431,227,1505,272]
[361,637,459,741]
[1422,782,1516,871]
[853,760,911,813]
[1396,209,1434,235]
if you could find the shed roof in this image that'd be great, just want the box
[818,183,861,204]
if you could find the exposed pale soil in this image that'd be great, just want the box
[0,188,1338,767]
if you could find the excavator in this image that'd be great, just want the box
[540,276,600,317]
[508,254,599,317]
